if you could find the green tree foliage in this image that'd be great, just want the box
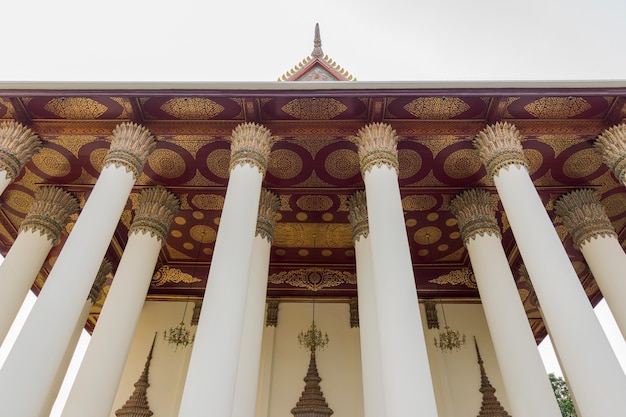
[549,373,577,417]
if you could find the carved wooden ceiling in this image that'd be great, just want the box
[0,87,625,339]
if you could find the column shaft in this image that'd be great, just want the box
[494,166,626,416]
[0,165,136,416]
[179,164,263,417]
[365,166,438,417]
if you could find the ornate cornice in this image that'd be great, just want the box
[450,189,501,245]
[595,123,626,185]
[352,123,399,174]
[347,191,368,242]
[554,189,617,250]
[268,268,356,291]
[88,259,112,304]
[20,186,79,244]
[474,122,529,178]
[130,187,180,244]
[103,122,157,179]
[256,189,280,243]
[229,123,276,174]
[0,121,42,181]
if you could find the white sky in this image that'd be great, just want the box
[2,0,626,82]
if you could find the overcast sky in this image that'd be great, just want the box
[3,0,626,82]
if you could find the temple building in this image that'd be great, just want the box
[0,25,625,417]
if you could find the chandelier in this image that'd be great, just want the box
[298,321,330,352]
[433,303,466,353]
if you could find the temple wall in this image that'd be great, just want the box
[112,300,512,417]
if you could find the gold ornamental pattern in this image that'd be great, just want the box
[554,189,617,250]
[229,123,277,174]
[347,191,368,242]
[450,189,501,245]
[524,97,592,119]
[353,123,399,174]
[103,123,157,179]
[20,186,79,244]
[428,268,477,289]
[281,98,348,119]
[130,187,180,244]
[0,121,42,181]
[160,98,225,119]
[403,97,470,119]
[151,265,201,287]
[268,268,356,291]
[43,98,108,119]
[474,122,529,178]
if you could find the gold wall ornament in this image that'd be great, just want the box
[266,299,279,327]
[403,97,470,119]
[190,301,202,326]
[115,334,156,417]
[474,122,529,178]
[151,265,201,287]
[256,189,280,243]
[347,190,368,242]
[595,123,626,185]
[349,298,359,328]
[20,186,79,244]
[0,120,42,181]
[424,301,439,329]
[450,189,501,245]
[428,268,478,289]
[103,122,157,179]
[88,259,112,304]
[229,123,277,174]
[554,189,617,250]
[352,123,399,174]
[130,187,180,244]
[268,268,356,291]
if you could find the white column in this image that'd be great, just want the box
[0,121,41,196]
[348,191,385,417]
[41,260,111,417]
[353,123,438,417]
[0,122,156,416]
[475,122,626,417]
[555,189,626,339]
[595,123,626,187]
[0,186,78,346]
[179,123,276,417]
[61,187,179,417]
[232,189,279,417]
[450,189,561,417]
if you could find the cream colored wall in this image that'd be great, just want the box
[109,301,192,417]
[116,300,511,417]
[422,303,513,417]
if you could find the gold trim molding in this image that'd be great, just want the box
[268,268,356,291]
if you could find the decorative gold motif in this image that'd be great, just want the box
[30,147,72,178]
[524,97,591,119]
[267,149,303,179]
[44,97,108,119]
[159,98,225,119]
[562,148,603,178]
[595,123,626,185]
[130,187,180,244]
[353,123,399,174]
[324,149,359,179]
[0,121,42,181]
[103,123,157,179]
[347,191,368,242]
[256,189,280,242]
[190,194,224,210]
[274,223,353,248]
[266,299,279,327]
[450,189,501,245]
[402,195,438,211]
[296,195,333,212]
[443,148,483,179]
[474,339,512,417]
[403,97,470,119]
[554,189,617,250]
[397,148,422,180]
[205,148,231,179]
[191,301,202,326]
[88,259,112,304]
[414,226,442,245]
[268,268,356,291]
[115,335,156,417]
[229,123,276,174]
[424,301,439,329]
[189,224,216,243]
[349,298,359,328]
[281,98,348,120]
[20,186,79,243]
[151,265,201,287]
[428,268,477,289]
[147,148,186,178]
[474,122,529,178]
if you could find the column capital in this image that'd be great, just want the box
[352,123,399,175]
[229,123,276,175]
[554,189,617,250]
[474,122,529,178]
[88,259,112,304]
[130,186,180,245]
[20,186,79,244]
[595,124,626,185]
[255,189,280,243]
[450,189,501,245]
[103,123,157,179]
[347,190,369,242]
[0,121,42,181]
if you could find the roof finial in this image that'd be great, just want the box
[311,23,324,58]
